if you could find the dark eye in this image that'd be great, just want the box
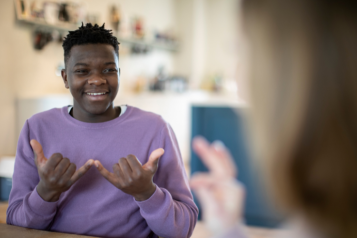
[103,68,118,73]
[74,69,88,74]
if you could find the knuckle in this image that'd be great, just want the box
[48,176,57,184]
[41,169,50,176]
[70,163,77,171]
[57,180,65,187]
[132,171,141,180]
[122,181,129,188]
[127,154,136,160]
[51,153,63,159]
[118,157,126,163]
[66,181,72,187]
[127,177,133,184]
[132,174,139,180]
[62,157,70,165]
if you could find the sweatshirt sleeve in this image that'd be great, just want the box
[6,120,58,229]
[135,122,198,238]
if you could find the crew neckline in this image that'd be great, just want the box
[61,105,131,129]
[67,105,127,117]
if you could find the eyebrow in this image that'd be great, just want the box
[73,62,117,67]
[74,63,89,67]
[104,62,117,66]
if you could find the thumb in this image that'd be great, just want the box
[30,139,47,167]
[143,148,164,174]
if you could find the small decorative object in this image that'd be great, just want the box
[15,0,29,19]
[66,2,81,24]
[30,0,44,19]
[132,75,147,93]
[154,29,176,43]
[130,44,150,54]
[166,76,187,93]
[150,66,167,91]
[201,74,223,92]
[110,5,121,32]
[43,2,59,24]
[58,3,70,22]
[33,30,53,50]
[132,17,144,39]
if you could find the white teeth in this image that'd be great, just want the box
[87,92,106,96]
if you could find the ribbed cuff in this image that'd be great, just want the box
[134,186,168,214]
[27,187,58,217]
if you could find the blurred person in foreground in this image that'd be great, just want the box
[190,0,357,238]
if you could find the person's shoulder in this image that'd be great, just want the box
[27,106,66,124]
[126,105,167,126]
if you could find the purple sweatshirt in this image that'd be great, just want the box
[7,106,198,238]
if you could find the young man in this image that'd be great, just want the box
[7,23,198,238]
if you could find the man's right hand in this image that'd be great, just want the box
[30,139,93,202]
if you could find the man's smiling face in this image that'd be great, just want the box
[62,44,120,122]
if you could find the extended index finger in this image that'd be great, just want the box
[93,160,117,184]
[192,136,236,177]
[69,159,94,184]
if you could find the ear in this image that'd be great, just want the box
[61,69,69,89]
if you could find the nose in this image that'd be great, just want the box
[87,74,106,85]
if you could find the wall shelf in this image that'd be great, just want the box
[16,17,179,52]
[16,16,78,32]
[117,36,178,52]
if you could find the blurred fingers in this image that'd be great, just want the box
[53,157,71,177]
[192,136,236,177]
[193,186,218,211]
[191,173,246,230]
[112,163,123,177]
[125,154,143,175]
[58,163,76,186]
[118,157,132,180]
[44,153,64,172]
[190,172,217,189]
[212,140,237,177]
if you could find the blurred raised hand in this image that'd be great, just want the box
[190,136,245,236]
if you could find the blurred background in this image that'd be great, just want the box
[0,1,282,237]
[0,0,245,164]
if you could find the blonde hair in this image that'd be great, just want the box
[243,1,357,237]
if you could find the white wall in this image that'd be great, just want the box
[174,0,243,93]
[205,0,240,81]
[205,0,248,99]
[0,1,17,156]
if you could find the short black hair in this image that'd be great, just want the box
[62,23,120,65]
